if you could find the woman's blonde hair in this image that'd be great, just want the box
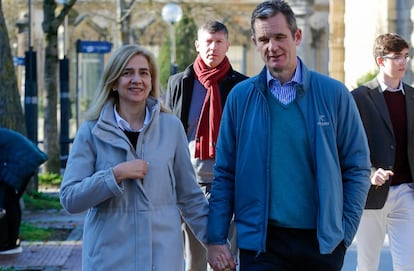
[84,44,167,120]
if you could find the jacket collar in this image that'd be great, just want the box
[366,79,398,135]
[92,97,160,146]
[254,57,309,97]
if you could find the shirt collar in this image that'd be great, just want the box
[114,105,151,132]
[377,77,405,95]
[267,57,303,87]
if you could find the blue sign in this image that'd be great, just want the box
[13,56,25,66]
[76,40,112,54]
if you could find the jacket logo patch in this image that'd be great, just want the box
[317,115,330,126]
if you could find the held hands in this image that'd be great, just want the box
[371,168,394,186]
[207,244,237,271]
[112,159,148,183]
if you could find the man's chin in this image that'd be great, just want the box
[268,64,283,74]
[205,60,219,68]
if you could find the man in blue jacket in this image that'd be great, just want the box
[206,1,371,270]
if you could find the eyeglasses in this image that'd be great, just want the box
[382,55,411,64]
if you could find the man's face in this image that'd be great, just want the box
[252,13,301,83]
[195,30,230,68]
[378,48,409,81]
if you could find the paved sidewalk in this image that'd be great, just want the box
[0,241,82,271]
[0,206,85,271]
[342,235,392,271]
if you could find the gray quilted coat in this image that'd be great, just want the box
[60,98,208,271]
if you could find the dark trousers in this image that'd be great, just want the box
[240,225,346,271]
[0,182,21,250]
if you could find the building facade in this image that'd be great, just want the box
[4,0,414,117]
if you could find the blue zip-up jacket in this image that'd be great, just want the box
[207,63,371,254]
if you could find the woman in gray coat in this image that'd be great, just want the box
[60,44,208,271]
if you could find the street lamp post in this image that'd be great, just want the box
[24,0,39,191]
[162,3,182,75]
[25,0,38,145]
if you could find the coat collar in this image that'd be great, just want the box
[92,97,160,148]
[365,79,399,135]
[254,58,309,97]
[402,83,414,140]
[365,78,414,137]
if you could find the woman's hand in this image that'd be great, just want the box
[112,159,148,183]
[207,244,237,271]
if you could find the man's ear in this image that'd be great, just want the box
[294,28,302,46]
[251,36,257,47]
[195,40,199,52]
[376,56,384,66]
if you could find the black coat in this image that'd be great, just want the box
[352,79,414,209]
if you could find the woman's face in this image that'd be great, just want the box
[114,54,152,108]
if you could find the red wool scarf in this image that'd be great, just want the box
[193,54,230,159]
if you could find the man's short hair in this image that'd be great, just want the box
[250,0,297,38]
[373,33,409,58]
[198,20,229,40]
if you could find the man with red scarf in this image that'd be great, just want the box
[166,20,247,271]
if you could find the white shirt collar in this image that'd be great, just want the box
[266,57,303,87]
[114,105,151,132]
[377,77,405,95]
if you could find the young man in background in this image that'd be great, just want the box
[352,33,414,271]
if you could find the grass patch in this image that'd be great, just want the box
[20,192,70,242]
[23,192,62,211]
[19,174,68,242]
[38,172,62,190]
[19,222,72,242]
[19,222,55,241]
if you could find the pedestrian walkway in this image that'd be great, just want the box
[342,235,392,271]
[0,241,82,271]
[0,206,85,271]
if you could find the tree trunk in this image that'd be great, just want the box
[41,0,77,174]
[0,0,26,134]
[117,0,136,46]
[43,37,60,174]
[42,0,60,173]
